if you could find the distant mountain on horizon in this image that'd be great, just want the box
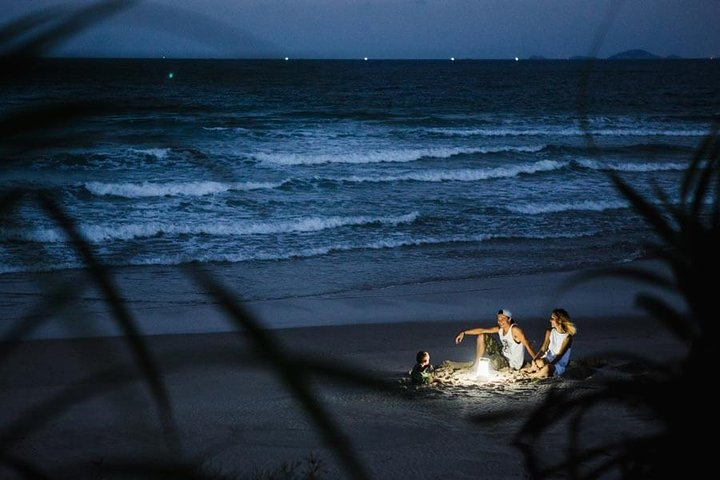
[608,49,660,59]
[606,49,688,60]
[563,49,686,60]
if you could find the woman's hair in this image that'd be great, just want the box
[552,308,576,335]
[416,350,428,363]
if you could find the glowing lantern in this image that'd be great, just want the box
[475,358,491,378]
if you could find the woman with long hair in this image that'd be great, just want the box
[524,308,576,378]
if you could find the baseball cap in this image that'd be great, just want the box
[497,308,513,318]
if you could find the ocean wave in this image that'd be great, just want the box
[574,159,688,172]
[507,200,629,214]
[118,231,599,266]
[427,127,708,138]
[329,160,567,183]
[1,212,420,243]
[201,126,252,133]
[84,180,284,198]
[0,229,599,274]
[128,148,170,159]
[253,145,543,165]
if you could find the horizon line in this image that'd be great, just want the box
[38,55,716,61]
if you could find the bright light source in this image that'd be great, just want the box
[450,57,455,61]
[514,57,519,61]
[364,57,368,61]
[475,358,491,378]
[284,57,289,61]
[167,72,174,79]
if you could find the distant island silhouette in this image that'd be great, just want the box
[608,49,661,59]
[558,49,685,60]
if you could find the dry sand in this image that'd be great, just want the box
[0,261,687,478]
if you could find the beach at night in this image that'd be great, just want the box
[1,1,718,478]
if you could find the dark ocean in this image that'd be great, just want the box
[1,59,718,300]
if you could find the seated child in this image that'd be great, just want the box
[410,350,435,385]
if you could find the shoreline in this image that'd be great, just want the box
[0,258,682,340]
[0,258,687,478]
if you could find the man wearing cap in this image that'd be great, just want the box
[454,309,536,370]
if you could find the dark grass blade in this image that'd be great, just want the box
[681,124,718,203]
[0,454,49,480]
[0,280,88,363]
[0,7,64,46]
[634,293,696,342]
[609,172,678,245]
[712,138,720,227]
[5,0,137,59]
[689,136,719,218]
[0,101,114,160]
[559,265,675,296]
[0,366,140,454]
[574,0,628,151]
[516,381,664,440]
[187,266,370,480]
[36,194,181,455]
[0,340,397,450]
[0,189,25,217]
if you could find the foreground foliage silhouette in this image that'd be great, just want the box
[1,2,386,479]
[508,126,719,479]
[2,2,715,479]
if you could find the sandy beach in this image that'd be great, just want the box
[0,261,686,479]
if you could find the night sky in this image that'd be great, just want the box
[2,0,719,59]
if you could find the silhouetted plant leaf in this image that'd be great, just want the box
[609,172,678,246]
[188,266,370,480]
[4,0,137,59]
[0,280,88,363]
[0,101,115,160]
[0,454,49,480]
[37,194,182,455]
[0,7,64,47]
[0,189,24,217]
[562,265,675,295]
[689,138,719,218]
[635,294,696,343]
[680,128,712,199]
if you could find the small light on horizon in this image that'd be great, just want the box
[450,57,455,61]
[364,57,368,61]
[514,57,519,62]
[167,72,174,79]
[284,57,289,61]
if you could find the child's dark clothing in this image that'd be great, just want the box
[410,363,435,385]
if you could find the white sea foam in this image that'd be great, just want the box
[428,127,708,137]
[575,159,688,172]
[508,200,629,214]
[84,180,284,198]
[202,126,252,133]
[333,160,566,183]
[1,212,420,243]
[253,145,543,166]
[128,148,170,159]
